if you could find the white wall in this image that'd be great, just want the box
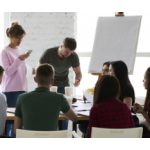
[10,12,77,93]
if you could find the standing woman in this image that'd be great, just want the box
[0,22,30,136]
[133,67,150,137]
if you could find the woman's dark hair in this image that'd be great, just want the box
[144,67,150,112]
[103,61,111,68]
[111,60,131,90]
[94,75,120,105]
[6,21,26,38]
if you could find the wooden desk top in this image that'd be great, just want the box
[7,108,89,121]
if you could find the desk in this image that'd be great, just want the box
[6,108,89,135]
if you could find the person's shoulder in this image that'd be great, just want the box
[0,92,6,103]
[1,46,10,53]
[18,92,32,100]
[51,92,65,99]
[45,47,59,53]
[91,103,102,111]
[115,98,130,110]
[122,83,134,94]
[71,51,78,57]
[124,83,134,90]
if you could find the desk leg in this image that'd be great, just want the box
[58,120,63,130]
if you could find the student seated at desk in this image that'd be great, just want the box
[109,61,139,124]
[133,67,150,138]
[109,60,139,124]
[14,64,77,134]
[87,75,134,138]
[84,61,111,95]
[79,61,111,137]
[0,66,7,137]
[109,61,134,109]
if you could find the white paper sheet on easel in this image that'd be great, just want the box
[88,16,142,74]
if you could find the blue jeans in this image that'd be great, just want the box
[3,91,25,137]
[57,87,69,130]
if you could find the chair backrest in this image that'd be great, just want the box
[72,131,81,138]
[91,127,143,138]
[16,129,68,138]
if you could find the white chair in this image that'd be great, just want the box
[16,129,68,138]
[72,127,143,138]
[72,131,81,138]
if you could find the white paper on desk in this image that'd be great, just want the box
[7,109,15,113]
[83,92,93,105]
[74,103,92,111]
[77,111,90,116]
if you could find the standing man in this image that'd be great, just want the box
[38,37,82,129]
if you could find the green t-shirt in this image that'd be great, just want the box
[15,87,70,131]
[39,47,80,87]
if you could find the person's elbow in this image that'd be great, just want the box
[64,108,78,122]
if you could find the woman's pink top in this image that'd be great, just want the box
[0,46,27,92]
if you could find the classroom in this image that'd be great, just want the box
[0,9,150,145]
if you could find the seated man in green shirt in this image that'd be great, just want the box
[14,64,77,134]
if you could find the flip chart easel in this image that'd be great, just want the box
[91,12,125,81]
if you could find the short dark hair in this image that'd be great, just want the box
[63,37,77,51]
[0,66,4,76]
[94,75,120,105]
[36,64,55,86]
[6,21,26,38]
[103,61,111,68]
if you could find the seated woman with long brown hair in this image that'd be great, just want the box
[87,75,134,138]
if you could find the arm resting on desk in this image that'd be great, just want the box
[14,116,23,135]
[63,108,78,122]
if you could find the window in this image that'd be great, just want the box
[76,12,149,97]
